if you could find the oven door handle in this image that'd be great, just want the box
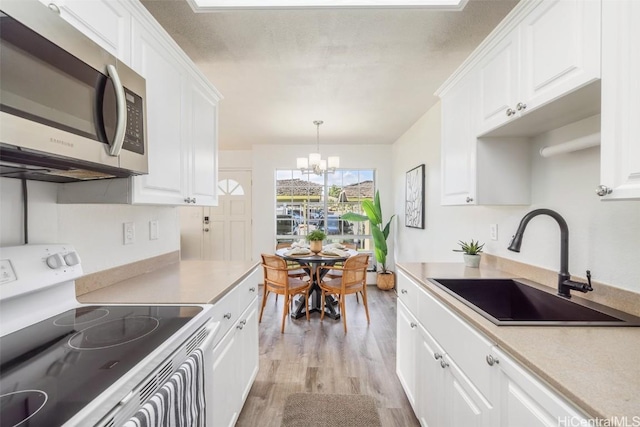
[105,64,127,157]
[200,320,220,351]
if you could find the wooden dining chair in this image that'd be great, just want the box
[317,253,370,333]
[324,243,363,302]
[260,254,311,333]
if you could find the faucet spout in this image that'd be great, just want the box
[507,209,592,299]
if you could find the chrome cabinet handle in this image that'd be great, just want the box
[410,322,417,329]
[105,64,127,157]
[516,102,527,111]
[223,312,232,319]
[204,228,210,232]
[47,3,61,14]
[595,185,613,197]
[465,197,474,203]
[486,354,499,366]
[249,287,256,292]
[434,352,443,360]
[240,319,247,326]
[440,359,449,369]
[506,108,516,117]
[191,198,196,204]
[237,323,244,330]
[184,197,192,203]
[401,289,408,294]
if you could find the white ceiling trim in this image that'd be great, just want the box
[187,0,468,11]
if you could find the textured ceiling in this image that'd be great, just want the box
[141,0,518,150]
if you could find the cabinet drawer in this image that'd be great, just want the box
[236,267,260,315]
[210,286,241,347]
[418,283,494,400]
[397,270,422,315]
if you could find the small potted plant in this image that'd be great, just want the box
[454,239,484,268]
[306,229,326,253]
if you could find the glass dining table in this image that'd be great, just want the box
[276,247,357,320]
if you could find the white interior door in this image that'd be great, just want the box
[179,170,252,261]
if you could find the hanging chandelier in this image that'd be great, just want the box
[297,120,339,175]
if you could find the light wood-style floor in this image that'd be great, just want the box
[236,286,420,427]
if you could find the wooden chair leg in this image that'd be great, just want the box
[281,292,288,333]
[362,287,370,324]
[320,290,325,321]
[355,291,360,304]
[305,291,310,322]
[340,295,347,333]
[259,289,269,323]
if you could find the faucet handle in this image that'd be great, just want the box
[585,270,593,291]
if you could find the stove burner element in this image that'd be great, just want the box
[0,390,48,427]
[54,307,110,326]
[68,316,160,350]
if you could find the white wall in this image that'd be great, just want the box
[392,105,640,293]
[251,144,394,262]
[0,179,180,275]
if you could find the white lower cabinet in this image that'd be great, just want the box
[396,270,588,427]
[396,301,417,410]
[210,298,258,427]
[488,346,586,427]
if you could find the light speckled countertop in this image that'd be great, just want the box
[77,260,259,305]
[398,262,640,420]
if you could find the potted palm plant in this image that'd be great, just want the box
[342,190,396,290]
[306,229,326,253]
[454,239,484,268]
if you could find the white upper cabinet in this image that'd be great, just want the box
[440,71,531,206]
[474,0,601,137]
[39,0,131,62]
[183,77,219,206]
[599,0,640,200]
[129,18,186,204]
[53,0,222,206]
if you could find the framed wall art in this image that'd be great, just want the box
[405,164,425,229]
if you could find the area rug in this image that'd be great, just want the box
[281,393,382,427]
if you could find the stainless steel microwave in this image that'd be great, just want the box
[0,0,148,183]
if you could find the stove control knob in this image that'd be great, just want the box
[46,253,65,269]
[64,251,81,266]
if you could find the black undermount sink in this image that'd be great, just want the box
[429,279,640,326]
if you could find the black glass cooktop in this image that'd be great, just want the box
[0,305,202,427]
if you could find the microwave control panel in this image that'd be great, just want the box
[123,89,145,155]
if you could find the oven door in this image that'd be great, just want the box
[93,319,219,427]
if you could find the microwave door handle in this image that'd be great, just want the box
[106,64,126,157]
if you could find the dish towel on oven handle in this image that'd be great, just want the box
[123,349,206,427]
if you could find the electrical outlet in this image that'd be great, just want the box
[149,220,159,240]
[490,224,498,241]
[123,222,135,245]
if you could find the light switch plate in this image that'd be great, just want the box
[123,222,135,245]
[149,220,159,240]
[490,224,498,241]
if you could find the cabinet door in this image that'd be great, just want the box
[211,328,240,427]
[520,0,600,113]
[441,73,478,205]
[416,324,445,427]
[40,0,130,62]
[489,347,587,427]
[130,19,187,204]
[600,0,640,200]
[477,30,520,135]
[396,301,417,410]
[443,354,493,427]
[237,299,259,404]
[185,78,219,206]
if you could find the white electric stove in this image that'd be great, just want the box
[0,245,217,427]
